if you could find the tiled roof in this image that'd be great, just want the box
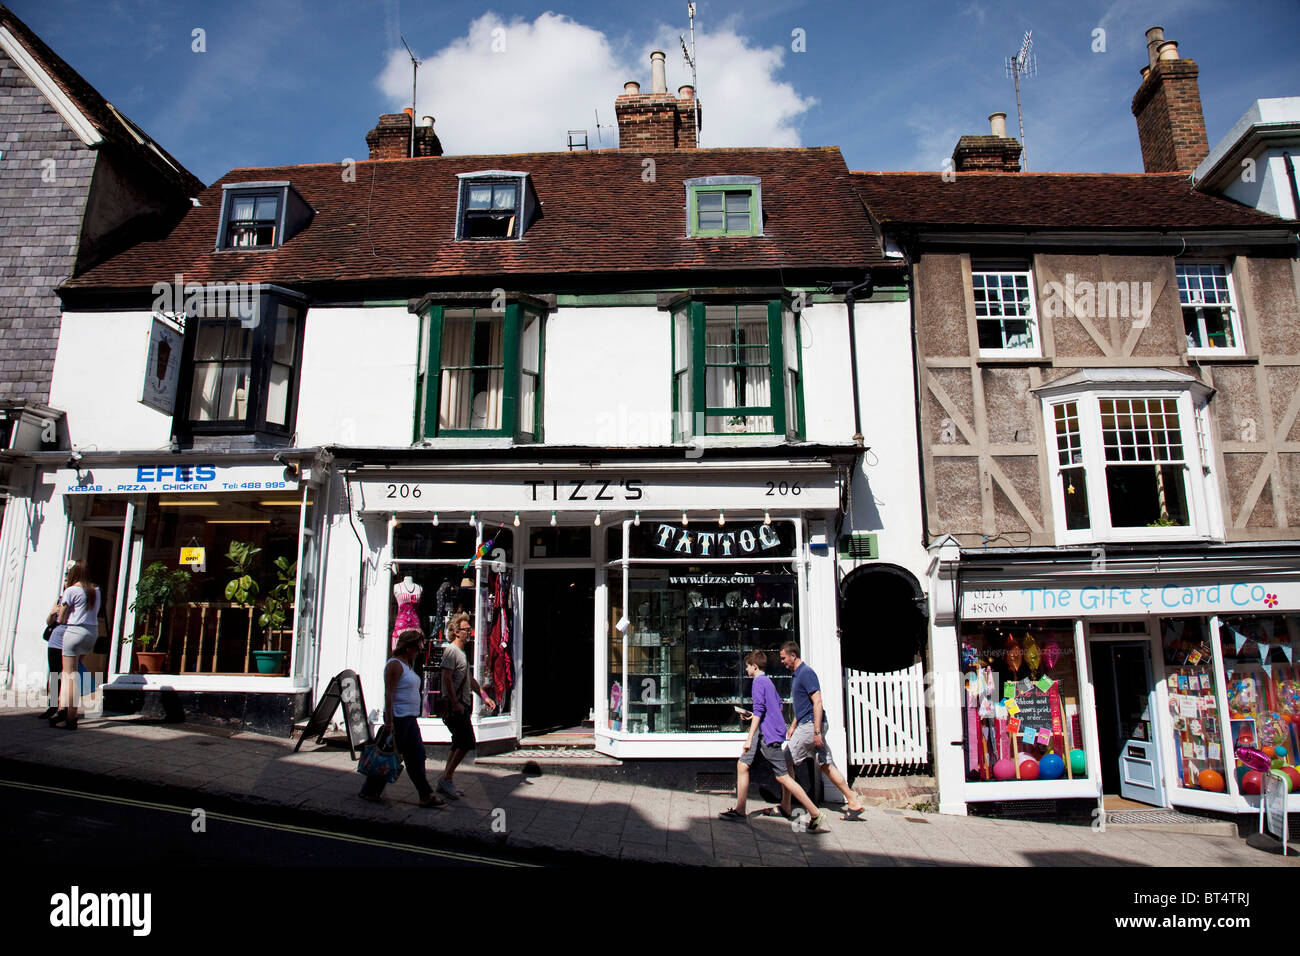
[65,148,889,291]
[850,171,1285,230]
[0,4,203,196]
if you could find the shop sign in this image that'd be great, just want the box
[140,317,182,414]
[961,580,1300,620]
[57,464,299,496]
[179,547,206,572]
[651,522,781,557]
[355,472,838,513]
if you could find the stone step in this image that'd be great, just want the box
[476,746,622,770]
[852,774,938,809]
[1102,808,1238,836]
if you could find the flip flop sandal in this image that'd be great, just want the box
[717,808,747,821]
[841,807,866,821]
[758,806,792,819]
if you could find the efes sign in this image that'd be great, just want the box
[58,464,299,495]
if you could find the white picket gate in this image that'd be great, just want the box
[844,662,929,767]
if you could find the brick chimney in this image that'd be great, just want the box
[951,112,1022,172]
[1131,26,1208,173]
[615,51,701,149]
[366,109,444,160]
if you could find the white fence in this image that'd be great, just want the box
[845,662,929,767]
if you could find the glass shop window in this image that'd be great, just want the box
[1160,617,1230,793]
[1218,614,1300,792]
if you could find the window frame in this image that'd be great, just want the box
[1177,261,1245,357]
[684,176,763,238]
[454,172,530,241]
[970,261,1041,358]
[174,287,307,439]
[216,184,287,251]
[670,296,804,441]
[1042,386,1217,545]
[414,301,545,442]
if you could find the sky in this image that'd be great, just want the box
[10,0,1300,186]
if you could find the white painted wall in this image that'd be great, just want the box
[4,474,72,693]
[295,306,417,447]
[798,302,857,442]
[542,306,673,445]
[50,312,173,450]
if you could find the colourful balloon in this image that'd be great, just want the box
[1235,765,1251,788]
[1197,769,1226,792]
[1236,747,1272,773]
[1241,770,1263,795]
[1069,749,1087,774]
[993,758,1016,781]
[1280,766,1300,792]
[1018,757,1040,780]
[1039,754,1065,779]
[1275,746,1288,760]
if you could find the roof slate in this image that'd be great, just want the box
[65,148,889,292]
[0,4,203,197]
[850,171,1286,230]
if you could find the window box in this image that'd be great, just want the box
[972,260,1040,357]
[669,295,803,441]
[414,297,546,441]
[175,286,307,439]
[215,181,313,251]
[685,176,762,237]
[1178,263,1244,356]
[454,171,538,240]
[1037,371,1218,544]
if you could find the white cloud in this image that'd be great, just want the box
[376,11,815,155]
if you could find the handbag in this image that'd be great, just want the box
[356,725,403,783]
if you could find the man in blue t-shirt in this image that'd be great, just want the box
[779,641,865,820]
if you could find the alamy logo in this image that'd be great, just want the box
[1040,273,1153,326]
[151,273,262,327]
[49,886,151,936]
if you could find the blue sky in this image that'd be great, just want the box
[11,0,1300,185]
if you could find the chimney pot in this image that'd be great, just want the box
[1157,40,1179,61]
[421,115,434,127]
[1145,26,1165,67]
[650,50,667,94]
[678,85,694,100]
[624,80,641,95]
[988,111,1007,138]
[1140,65,1151,81]
[1132,27,1207,172]
[403,107,413,117]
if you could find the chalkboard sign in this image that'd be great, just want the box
[294,669,372,759]
[1015,688,1053,731]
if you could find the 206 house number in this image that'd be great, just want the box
[385,484,422,499]
[766,480,803,496]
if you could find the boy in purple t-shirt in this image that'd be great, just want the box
[719,651,825,828]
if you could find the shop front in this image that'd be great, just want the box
[34,454,326,732]
[930,542,1300,815]
[349,454,847,759]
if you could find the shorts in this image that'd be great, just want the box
[61,625,97,658]
[442,710,476,751]
[786,719,834,767]
[739,735,793,776]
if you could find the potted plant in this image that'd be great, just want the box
[725,414,749,433]
[254,556,296,674]
[126,562,192,674]
[225,541,262,673]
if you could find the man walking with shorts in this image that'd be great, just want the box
[719,651,824,828]
[438,612,494,799]
[779,641,866,820]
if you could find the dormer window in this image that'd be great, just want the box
[455,171,536,240]
[685,176,762,237]
[216,181,313,251]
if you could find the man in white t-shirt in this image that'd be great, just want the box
[438,613,494,799]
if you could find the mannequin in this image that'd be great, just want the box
[392,575,423,650]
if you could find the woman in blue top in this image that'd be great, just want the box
[49,561,99,729]
[359,629,445,807]
[719,650,824,829]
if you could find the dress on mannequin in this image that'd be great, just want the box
[392,577,423,649]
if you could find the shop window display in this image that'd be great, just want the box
[136,493,303,675]
[390,523,515,717]
[1160,617,1230,792]
[960,621,1086,782]
[1218,614,1300,794]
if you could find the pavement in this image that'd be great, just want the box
[3,709,1295,867]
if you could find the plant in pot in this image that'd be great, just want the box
[225,541,262,673]
[126,562,192,674]
[255,556,296,675]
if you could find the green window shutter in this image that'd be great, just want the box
[503,303,521,440]
[422,305,444,440]
[690,300,706,439]
[766,299,786,438]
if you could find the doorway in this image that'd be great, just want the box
[522,567,595,734]
[1090,638,1166,807]
[79,527,122,679]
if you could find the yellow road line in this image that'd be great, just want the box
[0,778,536,867]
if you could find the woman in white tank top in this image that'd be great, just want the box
[359,629,445,807]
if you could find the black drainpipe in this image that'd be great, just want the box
[844,271,873,447]
[1284,152,1300,222]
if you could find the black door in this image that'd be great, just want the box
[522,568,595,733]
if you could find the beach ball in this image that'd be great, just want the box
[1241,770,1263,795]
[1019,758,1040,780]
[1263,746,1277,759]
[1069,749,1087,775]
[1235,765,1251,788]
[1039,754,1065,780]
[1275,746,1288,760]
[993,758,1016,781]
[1196,769,1226,793]
[1280,766,1300,791]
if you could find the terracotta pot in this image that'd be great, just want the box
[135,651,168,674]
